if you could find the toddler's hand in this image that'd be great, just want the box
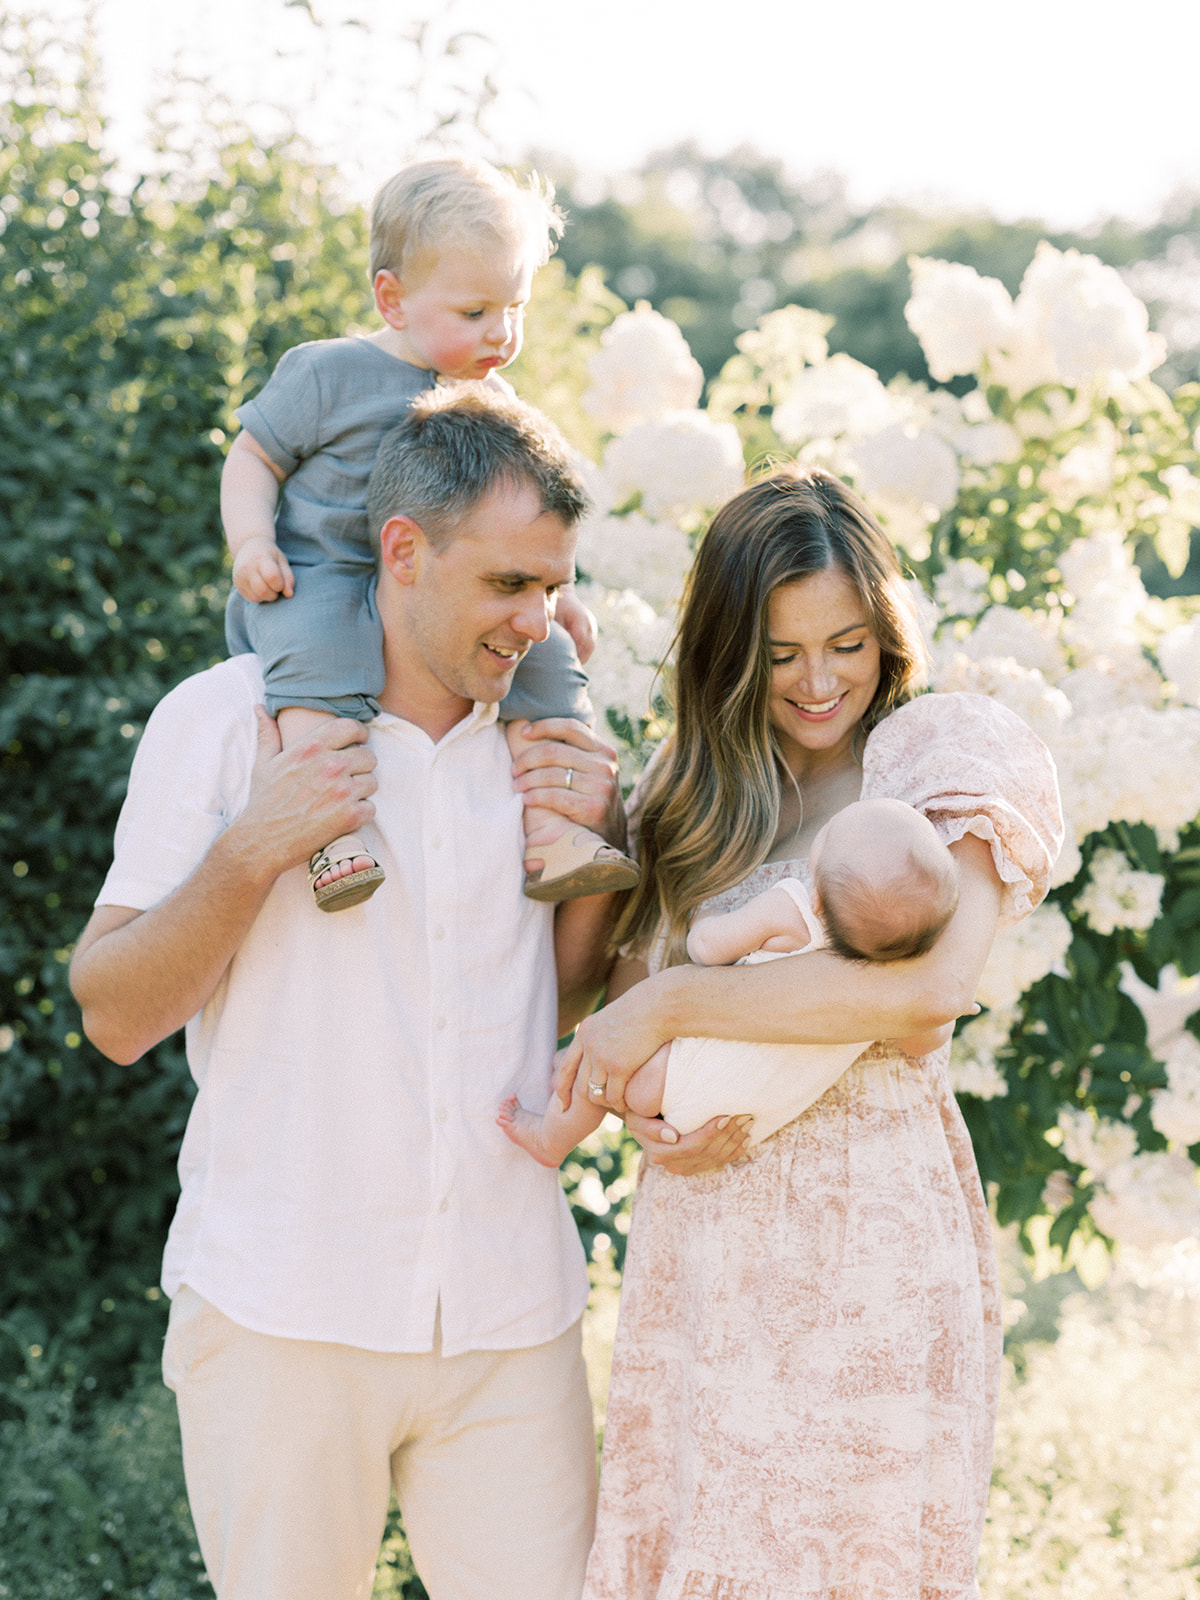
[554,586,598,665]
[233,537,295,603]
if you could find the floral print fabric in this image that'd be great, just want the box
[583,693,1063,1600]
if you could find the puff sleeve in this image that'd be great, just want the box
[861,692,1064,925]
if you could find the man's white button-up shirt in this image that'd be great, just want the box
[98,656,589,1355]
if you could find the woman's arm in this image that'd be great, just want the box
[572,833,1001,1114]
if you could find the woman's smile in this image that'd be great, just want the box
[767,568,882,770]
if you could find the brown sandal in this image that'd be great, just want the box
[308,833,385,913]
[523,828,640,902]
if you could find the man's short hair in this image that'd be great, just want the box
[369,157,564,286]
[366,385,589,555]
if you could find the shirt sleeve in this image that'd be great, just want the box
[234,343,323,474]
[96,666,259,911]
[861,691,1065,925]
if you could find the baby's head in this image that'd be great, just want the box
[809,798,958,963]
[369,158,564,380]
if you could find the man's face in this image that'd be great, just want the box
[404,482,577,706]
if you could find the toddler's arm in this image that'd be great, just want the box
[686,884,817,967]
[222,431,295,603]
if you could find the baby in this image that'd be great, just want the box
[221,156,639,911]
[498,797,960,1164]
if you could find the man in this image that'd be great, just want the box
[71,388,635,1600]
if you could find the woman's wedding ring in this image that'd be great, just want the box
[564,767,574,789]
[588,1080,606,1097]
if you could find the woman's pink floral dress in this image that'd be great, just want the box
[583,694,1063,1600]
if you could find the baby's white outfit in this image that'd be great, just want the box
[661,878,873,1145]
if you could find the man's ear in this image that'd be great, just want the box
[379,514,425,585]
[374,269,406,330]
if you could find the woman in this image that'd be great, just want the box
[569,469,1062,1598]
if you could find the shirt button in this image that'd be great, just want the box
[433,925,445,941]
[438,1199,449,1214]
[431,836,443,849]
[435,1017,447,1032]
[436,1107,449,1123]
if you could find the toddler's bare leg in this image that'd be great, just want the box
[277,706,383,908]
[505,721,639,903]
[497,1057,606,1168]
[623,1043,672,1120]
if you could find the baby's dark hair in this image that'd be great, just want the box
[815,834,959,963]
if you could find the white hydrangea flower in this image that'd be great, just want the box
[1073,847,1165,935]
[956,605,1069,682]
[949,417,1022,467]
[1011,242,1166,391]
[1041,418,1120,507]
[772,352,896,445]
[1050,835,1083,889]
[574,511,694,613]
[602,410,744,521]
[949,1005,1016,1100]
[854,424,960,514]
[576,584,675,739]
[1055,659,1163,717]
[932,653,1071,747]
[934,558,991,619]
[904,256,1016,382]
[1161,461,1200,520]
[582,306,704,434]
[975,903,1073,1012]
[1150,1031,1200,1147]
[1058,527,1148,666]
[1089,1152,1200,1247]
[1049,704,1200,850]
[1119,962,1200,1057]
[1057,1106,1138,1174]
[1041,1168,1075,1214]
[1159,619,1200,706]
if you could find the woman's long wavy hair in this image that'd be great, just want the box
[614,466,928,966]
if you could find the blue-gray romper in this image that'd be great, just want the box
[224,337,590,724]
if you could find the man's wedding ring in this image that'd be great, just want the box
[588,1080,605,1097]
[564,767,574,789]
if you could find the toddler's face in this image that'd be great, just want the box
[384,247,535,380]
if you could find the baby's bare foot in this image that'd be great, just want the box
[496,1094,565,1168]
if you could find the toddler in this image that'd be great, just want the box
[221,156,639,911]
[498,797,960,1163]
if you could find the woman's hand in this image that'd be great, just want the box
[625,1110,753,1174]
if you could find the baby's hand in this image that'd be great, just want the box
[554,586,598,665]
[233,537,295,603]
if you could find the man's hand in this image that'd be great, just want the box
[241,707,377,877]
[511,717,625,849]
[232,537,295,603]
[553,586,598,665]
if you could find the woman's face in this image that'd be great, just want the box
[766,567,882,772]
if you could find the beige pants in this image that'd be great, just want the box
[163,1287,597,1600]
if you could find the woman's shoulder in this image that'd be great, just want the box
[862,690,1065,924]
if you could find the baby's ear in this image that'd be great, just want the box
[373,269,406,328]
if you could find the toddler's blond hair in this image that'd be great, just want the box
[369,157,564,285]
